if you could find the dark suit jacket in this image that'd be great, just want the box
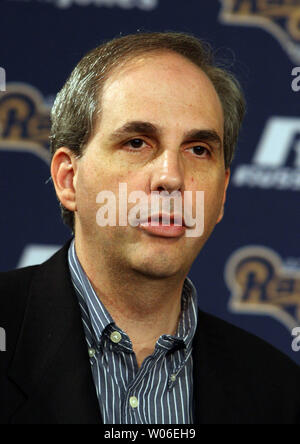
[1,242,300,424]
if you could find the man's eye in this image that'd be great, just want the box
[187,146,210,157]
[127,139,145,149]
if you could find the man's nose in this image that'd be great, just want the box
[149,149,185,193]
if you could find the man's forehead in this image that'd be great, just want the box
[96,51,224,139]
[102,50,216,96]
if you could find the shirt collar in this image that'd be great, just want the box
[68,240,113,345]
[68,239,198,349]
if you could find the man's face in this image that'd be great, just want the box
[72,51,229,278]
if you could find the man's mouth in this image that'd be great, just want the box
[140,213,185,226]
[139,213,186,238]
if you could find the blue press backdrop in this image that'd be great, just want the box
[0,0,300,364]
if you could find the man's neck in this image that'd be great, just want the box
[74,237,186,367]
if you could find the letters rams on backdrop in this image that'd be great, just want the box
[219,0,300,64]
[0,83,59,268]
[225,246,300,331]
[0,83,51,163]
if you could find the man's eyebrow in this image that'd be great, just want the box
[109,121,162,141]
[184,129,223,150]
[109,121,223,150]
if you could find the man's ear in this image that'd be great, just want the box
[51,148,78,212]
[216,168,230,224]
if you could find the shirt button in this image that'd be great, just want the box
[129,397,139,409]
[170,374,177,382]
[88,348,96,358]
[110,331,122,344]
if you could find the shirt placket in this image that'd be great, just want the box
[123,345,174,424]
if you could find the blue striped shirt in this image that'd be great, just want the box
[68,240,198,424]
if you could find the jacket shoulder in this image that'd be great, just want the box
[0,241,71,316]
[0,265,38,289]
[199,310,300,386]
[195,312,300,423]
[0,266,39,352]
[0,265,39,310]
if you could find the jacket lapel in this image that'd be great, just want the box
[8,241,102,424]
[193,310,238,424]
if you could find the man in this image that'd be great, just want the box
[0,32,299,425]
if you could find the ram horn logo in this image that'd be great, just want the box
[225,246,300,331]
[219,0,300,64]
[0,83,51,163]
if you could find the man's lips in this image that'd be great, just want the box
[140,213,186,227]
[139,213,186,238]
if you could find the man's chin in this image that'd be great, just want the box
[129,254,188,280]
[133,267,181,280]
